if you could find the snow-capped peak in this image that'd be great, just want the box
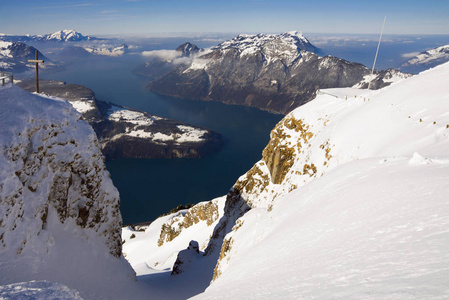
[42,30,91,42]
[212,31,319,60]
[402,44,449,69]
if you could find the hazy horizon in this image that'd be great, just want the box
[2,0,449,36]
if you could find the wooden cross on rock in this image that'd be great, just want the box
[28,50,44,93]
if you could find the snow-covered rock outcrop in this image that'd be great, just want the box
[0,85,139,299]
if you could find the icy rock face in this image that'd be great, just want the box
[148,32,407,114]
[0,86,122,258]
[171,240,200,275]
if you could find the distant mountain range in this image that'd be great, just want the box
[0,41,60,73]
[0,29,96,43]
[146,31,411,114]
[401,44,449,73]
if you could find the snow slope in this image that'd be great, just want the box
[126,62,449,299]
[0,281,83,300]
[195,157,449,299]
[193,62,449,299]
[0,85,148,299]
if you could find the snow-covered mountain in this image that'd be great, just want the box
[0,85,147,299]
[40,29,92,42]
[176,42,200,57]
[148,31,410,114]
[0,30,94,43]
[0,41,59,73]
[402,44,449,73]
[83,44,128,57]
[123,62,449,299]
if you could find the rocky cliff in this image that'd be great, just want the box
[148,32,410,114]
[0,85,139,298]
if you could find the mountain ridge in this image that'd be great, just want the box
[147,31,410,114]
[0,29,96,43]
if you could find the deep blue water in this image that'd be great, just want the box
[42,55,282,224]
[39,33,449,224]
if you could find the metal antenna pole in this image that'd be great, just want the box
[369,14,387,89]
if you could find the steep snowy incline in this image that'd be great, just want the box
[190,63,449,298]
[0,86,148,299]
[195,157,449,299]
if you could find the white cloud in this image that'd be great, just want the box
[172,56,193,65]
[141,50,181,61]
[401,51,421,59]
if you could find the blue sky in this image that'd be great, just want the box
[2,0,449,36]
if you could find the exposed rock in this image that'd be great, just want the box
[263,116,314,184]
[158,200,220,246]
[212,237,233,281]
[176,42,200,57]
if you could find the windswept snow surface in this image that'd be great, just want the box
[0,281,83,300]
[191,63,449,299]
[195,157,449,299]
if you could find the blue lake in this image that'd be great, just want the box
[43,55,283,224]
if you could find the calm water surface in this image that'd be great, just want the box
[43,56,282,224]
